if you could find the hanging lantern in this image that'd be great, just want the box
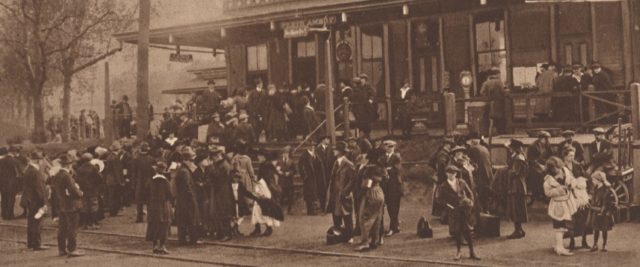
[402,4,409,16]
[341,12,347,23]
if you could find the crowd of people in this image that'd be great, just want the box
[46,110,102,142]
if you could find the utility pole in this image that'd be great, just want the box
[104,61,113,143]
[136,0,151,139]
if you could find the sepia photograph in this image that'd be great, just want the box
[1,0,640,266]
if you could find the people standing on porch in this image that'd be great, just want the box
[352,76,376,139]
[481,67,507,135]
[248,78,268,142]
[558,130,585,164]
[552,65,580,122]
[265,84,287,142]
[313,84,327,120]
[591,62,614,121]
[326,141,356,244]
[527,131,553,205]
[397,79,415,139]
[505,139,528,239]
[201,80,222,119]
[535,63,556,120]
[115,95,133,138]
[302,96,321,139]
[436,165,480,261]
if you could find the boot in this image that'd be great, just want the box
[581,238,590,249]
[454,250,462,261]
[591,245,599,252]
[469,245,481,260]
[250,224,262,237]
[262,226,273,237]
[555,231,573,256]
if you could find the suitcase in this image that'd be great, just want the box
[475,213,500,238]
[416,216,433,238]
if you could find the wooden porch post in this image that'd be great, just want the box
[136,0,150,140]
[468,14,478,96]
[383,23,393,135]
[622,0,633,86]
[550,4,557,63]
[630,83,640,204]
[325,33,336,145]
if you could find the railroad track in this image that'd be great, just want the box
[0,222,492,267]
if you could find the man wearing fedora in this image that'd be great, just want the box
[505,139,528,239]
[0,145,22,220]
[133,143,155,223]
[75,153,102,229]
[175,146,202,245]
[19,153,48,251]
[104,141,126,216]
[558,130,585,164]
[299,140,325,216]
[207,146,235,241]
[326,141,357,243]
[51,154,85,257]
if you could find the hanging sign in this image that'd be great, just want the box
[170,53,193,63]
[281,15,337,38]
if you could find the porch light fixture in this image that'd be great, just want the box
[402,4,409,16]
[270,21,276,31]
[341,12,347,23]
[168,34,174,44]
[220,27,226,38]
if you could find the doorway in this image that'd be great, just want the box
[292,37,317,88]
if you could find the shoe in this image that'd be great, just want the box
[601,247,608,252]
[555,247,573,256]
[152,248,160,254]
[591,245,599,252]
[32,246,49,251]
[262,227,273,237]
[250,225,262,237]
[581,242,590,249]
[219,235,231,242]
[355,244,370,252]
[58,250,68,257]
[158,247,169,254]
[379,237,384,245]
[385,230,398,237]
[194,240,204,245]
[346,238,355,244]
[67,250,85,257]
[507,231,524,239]
[454,251,462,261]
[470,253,481,260]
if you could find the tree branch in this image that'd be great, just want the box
[45,10,114,56]
[72,45,121,73]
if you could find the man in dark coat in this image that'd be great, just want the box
[146,161,172,254]
[352,76,377,138]
[0,145,21,220]
[552,66,580,122]
[381,140,403,236]
[466,133,494,213]
[558,130,585,164]
[397,80,416,138]
[103,141,125,216]
[115,95,133,138]
[526,131,553,204]
[19,155,47,250]
[313,84,327,119]
[326,141,356,243]
[206,113,226,143]
[51,155,84,257]
[481,68,508,134]
[235,113,256,145]
[316,135,334,210]
[133,143,155,223]
[247,78,269,142]
[175,147,201,245]
[506,139,528,239]
[591,63,614,119]
[75,153,102,229]
[200,80,222,118]
[588,127,613,163]
[302,96,321,139]
[298,143,325,215]
[207,147,235,241]
[431,138,454,217]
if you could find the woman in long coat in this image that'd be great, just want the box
[506,139,529,239]
[436,165,480,261]
[146,162,172,254]
[356,151,386,252]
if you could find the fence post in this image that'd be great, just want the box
[525,96,532,129]
[443,92,456,136]
[343,97,350,138]
[587,85,596,122]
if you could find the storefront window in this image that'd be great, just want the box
[247,44,268,72]
[360,25,384,97]
[475,14,507,86]
[296,39,316,58]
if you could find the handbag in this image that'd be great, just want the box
[416,216,433,238]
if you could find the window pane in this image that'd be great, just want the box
[257,44,268,70]
[247,46,257,71]
[297,41,306,58]
[477,52,493,72]
[489,20,505,50]
[306,40,316,57]
[372,35,383,58]
[476,22,490,52]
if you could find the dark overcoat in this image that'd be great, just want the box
[325,158,356,216]
[51,169,83,213]
[507,152,529,223]
[298,150,325,202]
[207,159,235,220]
[436,178,475,236]
[174,164,200,227]
[133,154,155,204]
[75,160,102,198]
[20,164,47,210]
[146,174,173,241]
[467,143,494,190]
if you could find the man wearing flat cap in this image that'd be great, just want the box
[480,67,507,134]
[505,139,528,239]
[588,127,612,163]
[381,139,403,236]
[558,130,584,163]
[526,131,552,205]
[51,154,85,257]
[326,141,357,243]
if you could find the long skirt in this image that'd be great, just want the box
[358,186,384,245]
[146,221,169,242]
[571,207,592,237]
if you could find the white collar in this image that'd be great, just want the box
[153,174,167,180]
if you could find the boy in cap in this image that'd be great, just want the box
[382,139,403,236]
[588,127,612,162]
[558,130,584,163]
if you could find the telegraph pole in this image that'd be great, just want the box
[136,0,151,139]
